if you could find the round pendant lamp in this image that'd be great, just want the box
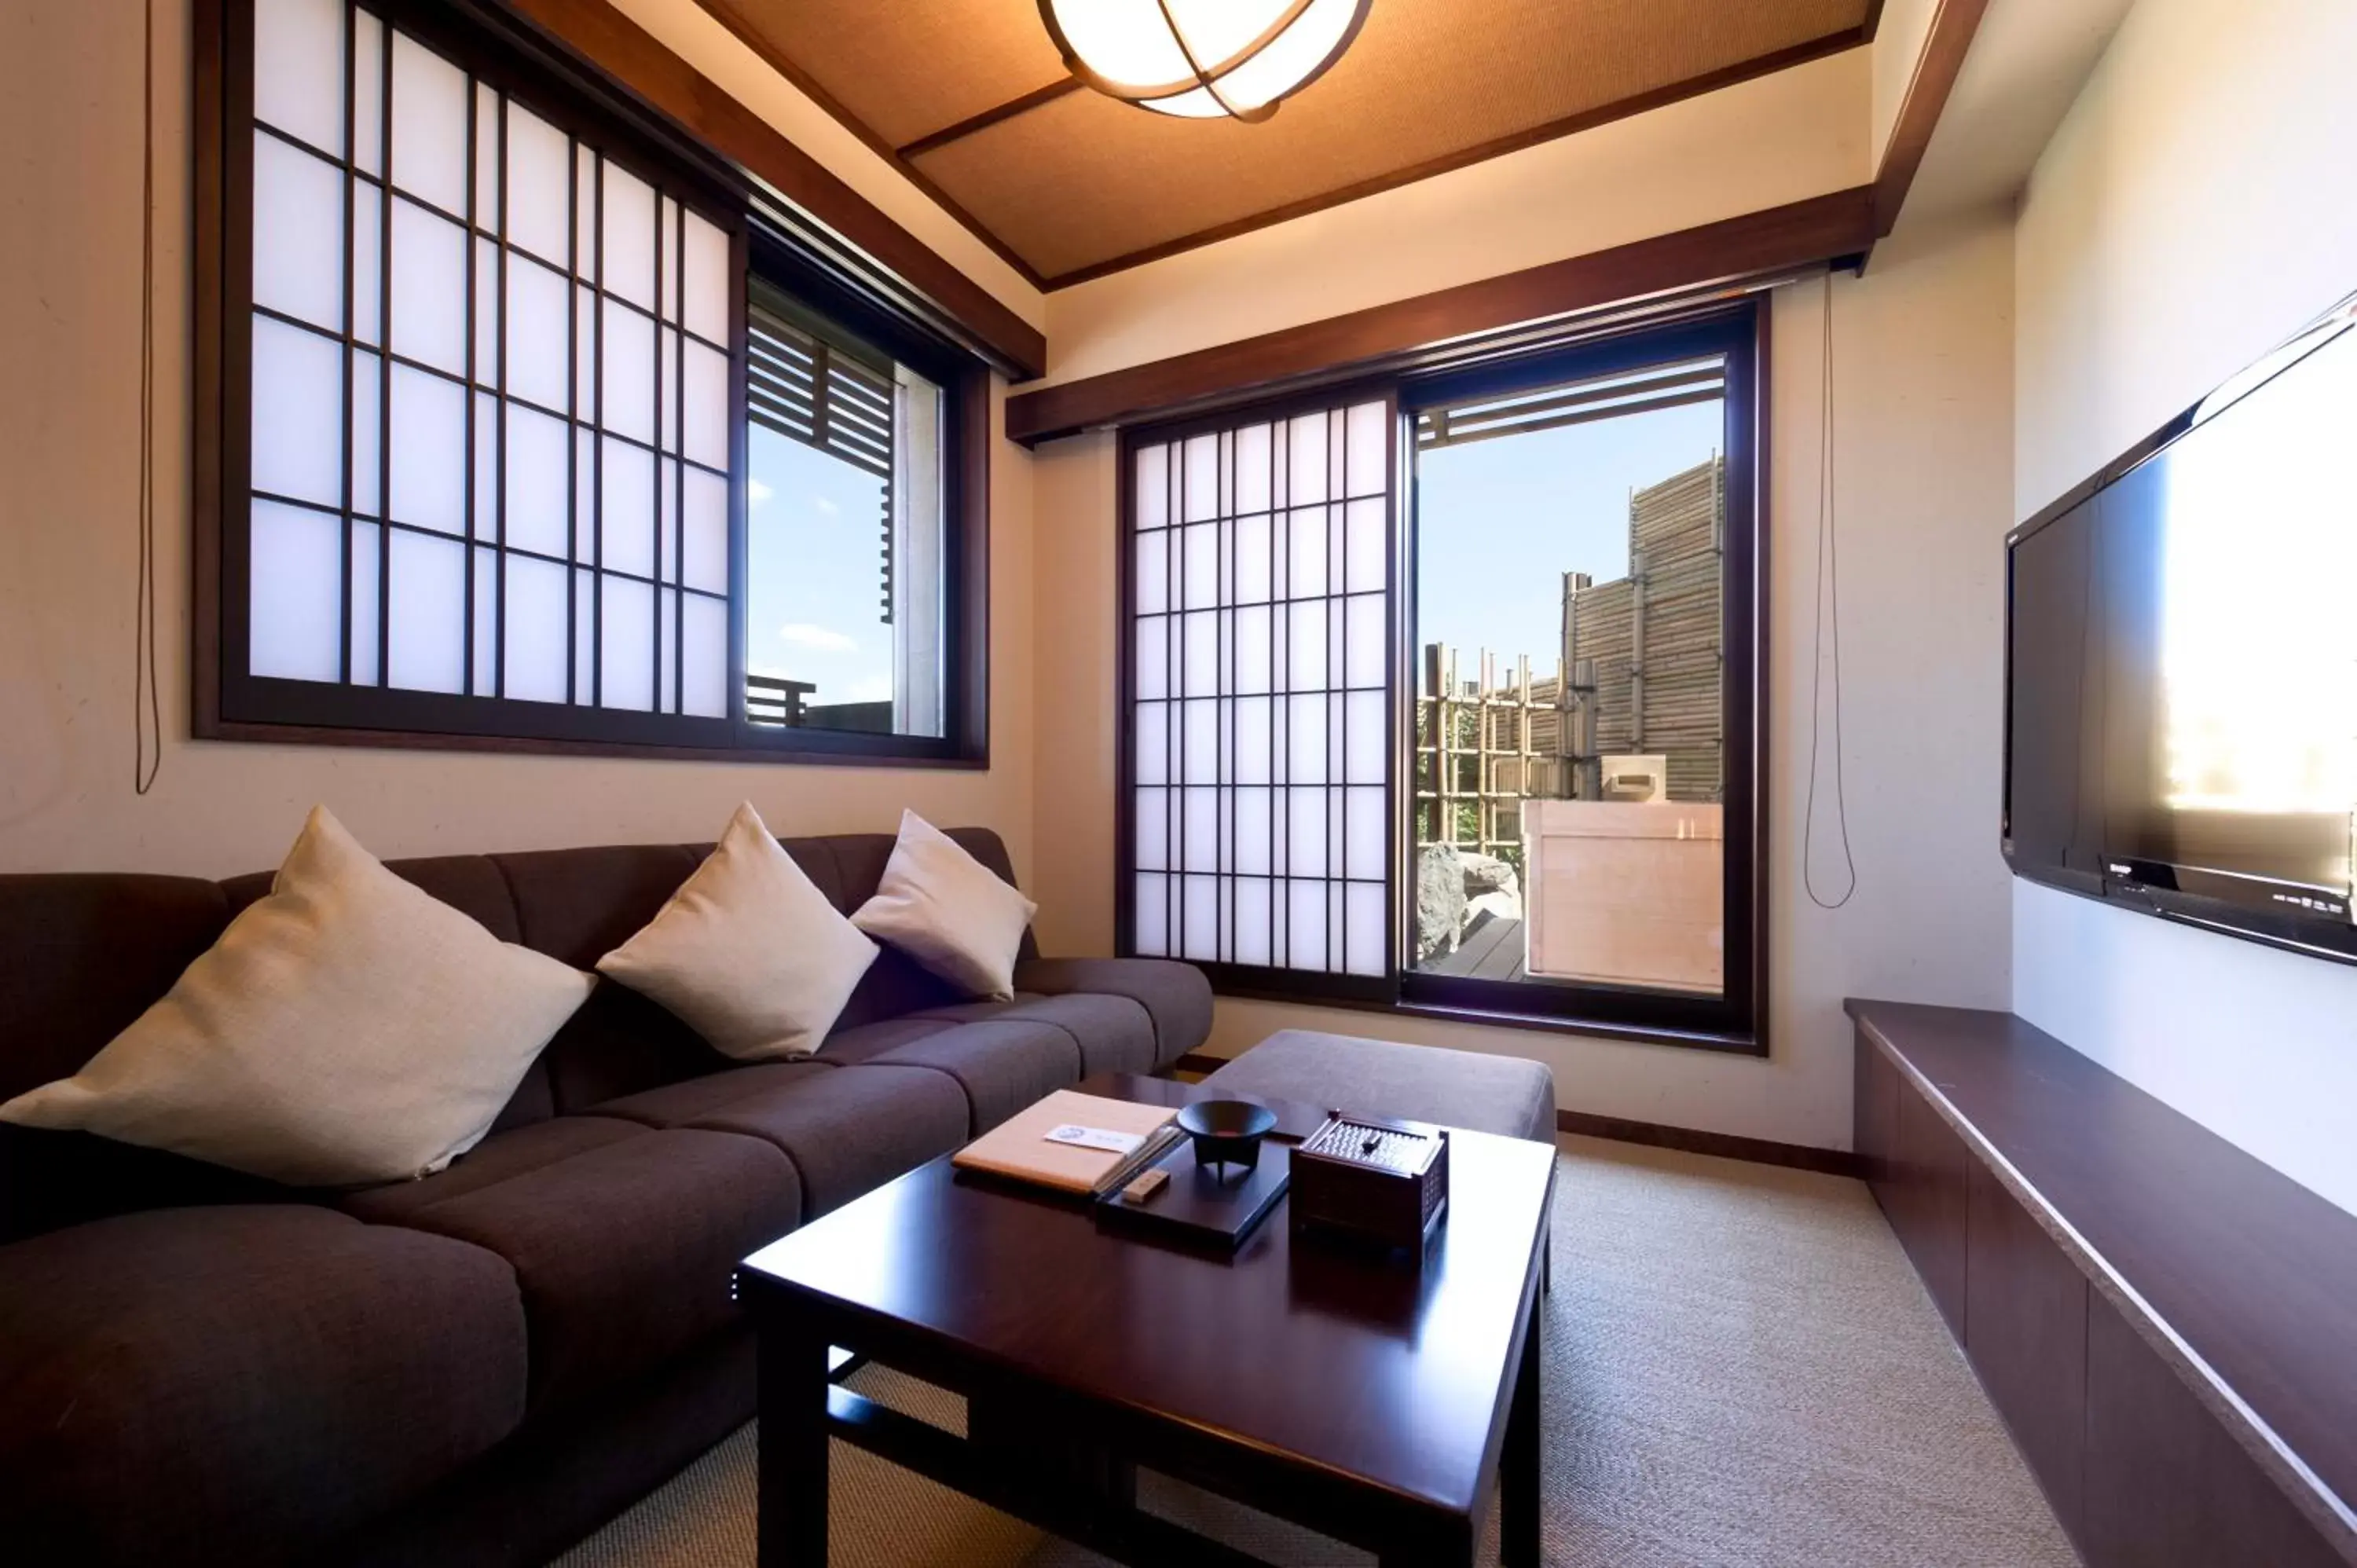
[1038,0,1373,123]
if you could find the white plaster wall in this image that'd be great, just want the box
[2011,0,2357,1214]
[1032,208,2020,1151]
[1043,49,1871,386]
[1028,430,1122,961]
[1892,0,2135,230]
[1871,0,1942,167]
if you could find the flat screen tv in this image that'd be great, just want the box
[2005,295,2357,964]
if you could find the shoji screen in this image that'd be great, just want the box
[240,0,735,723]
[1124,398,1396,987]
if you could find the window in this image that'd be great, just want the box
[1116,306,1763,1049]
[744,278,948,739]
[198,0,986,764]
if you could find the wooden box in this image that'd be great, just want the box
[1522,800,1722,991]
[1291,1113,1449,1255]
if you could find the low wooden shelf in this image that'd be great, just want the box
[1847,999,2357,1568]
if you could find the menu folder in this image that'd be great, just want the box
[951,1089,1182,1196]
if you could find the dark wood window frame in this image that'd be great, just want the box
[1114,301,1769,1054]
[192,0,992,768]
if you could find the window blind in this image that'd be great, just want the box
[746,291,894,479]
[1124,398,1396,986]
[241,0,735,720]
[747,284,897,622]
[1415,357,1725,452]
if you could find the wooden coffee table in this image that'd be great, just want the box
[735,1072,1556,1566]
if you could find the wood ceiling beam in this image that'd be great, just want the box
[1870,0,1992,236]
[899,78,1085,161]
[1004,185,1879,445]
[504,0,1049,376]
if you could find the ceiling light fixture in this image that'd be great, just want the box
[1038,0,1373,123]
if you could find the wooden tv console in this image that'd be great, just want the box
[1847,1000,2355,1566]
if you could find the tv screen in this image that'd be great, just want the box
[2005,300,2357,962]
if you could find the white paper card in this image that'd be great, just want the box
[1043,1124,1145,1155]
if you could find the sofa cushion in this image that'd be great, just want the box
[0,808,594,1188]
[679,1063,970,1218]
[533,979,737,1116]
[1014,956,1214,1070]
[829,830,1038,954]
[490,844,699,967]
[771,835,856,909]
[0,1122,293,1249]
[493,845,724,1112]
[225,854,558,1134]
[860,1020,1085,1131]
[851,811,1039,1002]
[822,828,1027,921]
[220,852,520,938]
[0,872,229,1103]
[592,1060,836,1129]
[598,804,878,1061]
[362,1127,797,1414]
[911,993,1158,1078]
[0,1204,526,1568]
[340,1116,647,1224]
[815,1015,960,1066]
[830,943,973,1035]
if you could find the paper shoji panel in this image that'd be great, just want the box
[1128,399,1393,978]
[245,0,733,716]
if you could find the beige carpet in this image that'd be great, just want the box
[556,1135,2080,1567]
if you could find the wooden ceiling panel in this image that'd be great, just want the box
[698,0,1871,287]
[701,0,1069,149]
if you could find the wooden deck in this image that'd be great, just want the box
[1421,910,1527,980]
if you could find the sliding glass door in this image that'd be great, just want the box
[1110,302,1763,1047]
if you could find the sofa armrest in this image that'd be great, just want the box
[1012,958,1211,1070]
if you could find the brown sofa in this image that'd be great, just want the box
[0,827,1210,1568]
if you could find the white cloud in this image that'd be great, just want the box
[846,674,893,703]
[778,623,856,654]
[749,478,774,507]
[812,495,840,518]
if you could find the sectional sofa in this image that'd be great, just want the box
[0,826,1210,1568]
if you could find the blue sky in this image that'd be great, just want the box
[745,426,893,706]
[1416,400,1724,675]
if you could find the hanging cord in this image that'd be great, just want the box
[134,0,163,796]
[1804,269,1857,908]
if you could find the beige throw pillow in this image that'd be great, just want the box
[852,810,1038,1001]
[0,807,593,1188]
[596,802,878,1060]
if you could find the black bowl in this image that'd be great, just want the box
[1177,1098,1278,1174]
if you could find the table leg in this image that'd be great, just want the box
[1501,1309,1541,1567]
[1384,1517,1476,1568]
[758,1314,831,1568]
[970,1391,1136,1508]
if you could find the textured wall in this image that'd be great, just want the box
[1040,49,1872,387]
